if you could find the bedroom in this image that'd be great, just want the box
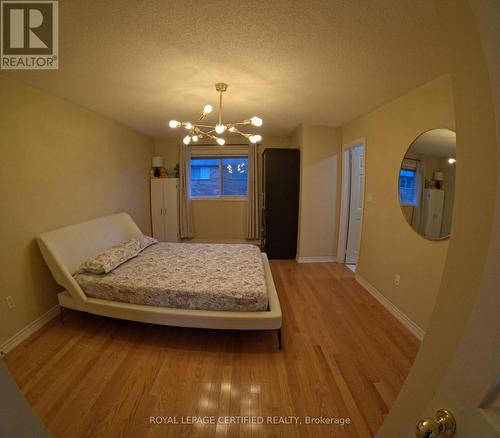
[1,1,499,437]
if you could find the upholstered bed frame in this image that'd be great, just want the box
[36,213,283,347]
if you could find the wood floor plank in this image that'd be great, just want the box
[4,261,420,437]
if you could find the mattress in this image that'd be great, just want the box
[74,242,268,312]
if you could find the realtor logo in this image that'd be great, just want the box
[1,0,58,69]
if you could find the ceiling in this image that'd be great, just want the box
[409,129,457,158]
[2,0,449,138]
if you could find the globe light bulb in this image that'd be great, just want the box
[184,122,193,130]
[203,104,213,114]
[169,120,180,128]
[250,116,263,127]
[183,135,191,145]
[228,126,236,132]
[216,138,225,146]
[192,135,198,142]
[215,124,226,134]
[448,158,456,164]
[249,135,262,144]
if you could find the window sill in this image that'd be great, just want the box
[191,196,247,202]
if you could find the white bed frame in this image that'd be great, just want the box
[36,213,283,348]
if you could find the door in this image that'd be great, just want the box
[378,0,500,436]
[0,361,50,437]
[345,146,365,264]
[422,189,445,239]
[163,178,180,242]
[420,276,500,437]
[411,0,500,434]
[151,179,165,241]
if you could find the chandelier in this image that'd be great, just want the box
[168,83,263,146]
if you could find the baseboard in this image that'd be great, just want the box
[355,274,425,341]
[296,256,337,263]
[0,305,59,356]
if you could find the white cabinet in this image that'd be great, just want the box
[422,188,445,239]
[151,178,180,242]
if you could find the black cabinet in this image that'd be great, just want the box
[261,148,300,259]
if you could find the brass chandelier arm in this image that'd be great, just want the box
[201,129,217,137]
[191,127,219,142]
[184,121,251,130]
[218,90,223,126]
[185,123,218,129]
[228,126,250,138]
[233,121,253,126]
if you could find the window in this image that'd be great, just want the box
[399,169,417,205]
[190,157,248,198]
[191,166,211,180]
[222,158,248,195]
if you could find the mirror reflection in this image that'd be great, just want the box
[399,129,456,240]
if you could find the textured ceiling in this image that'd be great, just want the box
[2,0,448,138]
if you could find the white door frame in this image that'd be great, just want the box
[337,138,366,264]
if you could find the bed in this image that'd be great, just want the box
[36,213,282,348]
[74,242,269,312]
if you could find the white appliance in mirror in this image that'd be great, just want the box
[398,129,456,240]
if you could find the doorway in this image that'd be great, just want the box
[338,140,366,271]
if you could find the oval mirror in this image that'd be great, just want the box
[398,128,456,240]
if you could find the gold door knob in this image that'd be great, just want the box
[415,409,456,437]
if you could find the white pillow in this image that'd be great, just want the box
[78,239,140,274]
[78,235,158,274]
[134,235,158,252]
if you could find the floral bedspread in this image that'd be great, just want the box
[74,242,268,312]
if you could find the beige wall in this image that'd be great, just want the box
[153,136,293,242]
[293,125,342,259]
[342,75,455,331]
[191,200,248,242]
[0,75,153,346]
[153,138,179,171]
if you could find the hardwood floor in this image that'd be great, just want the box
[5,261,420,438]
